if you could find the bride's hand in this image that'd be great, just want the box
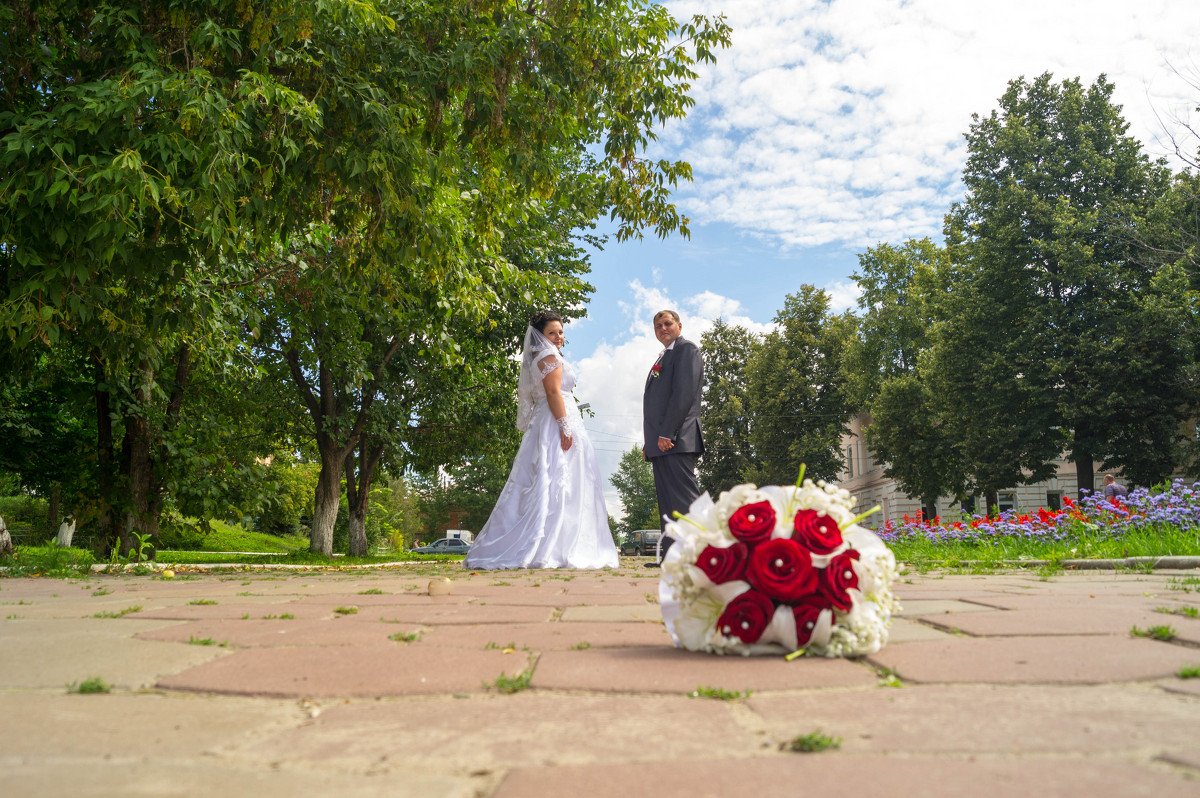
[560,431,573,451]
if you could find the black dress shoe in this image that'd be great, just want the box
[643,562,661,568]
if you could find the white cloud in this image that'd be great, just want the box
[657,0,1200,249]
[574,282,775,516]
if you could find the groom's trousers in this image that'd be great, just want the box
[651,452,701,559]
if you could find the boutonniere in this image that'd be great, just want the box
[650,364,662,378]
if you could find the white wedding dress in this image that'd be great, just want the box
[464,357,618,570]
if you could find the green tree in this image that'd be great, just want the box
[843,239,966,510]
[935,73,1189,497]
[698,318,760,495]
[743,287,853,485]
[610,446,659,535]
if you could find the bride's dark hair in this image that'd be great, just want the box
[529,310,563,333]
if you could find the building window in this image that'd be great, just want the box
[1046,492,1062,511]
[921,502,937,521]
[997,492,1016,514]
[846,446,854,478]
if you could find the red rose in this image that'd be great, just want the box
[792,509,843,554]
[729,500,776,544]
[792,593,832,646]
[715,589,775,644]
[745,538,817,602]
[695,543,749,584]
[819,549,861,611]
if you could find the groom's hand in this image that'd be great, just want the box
[657,436,674,452]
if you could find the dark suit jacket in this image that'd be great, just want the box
[643,336,704,459]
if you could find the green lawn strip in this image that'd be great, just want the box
[887,524,1200,570]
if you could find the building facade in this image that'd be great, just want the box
[837,413,1108,530]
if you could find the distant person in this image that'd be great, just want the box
[1102,475,1128,502]
[464,311,618,570]
[642,309,704,565]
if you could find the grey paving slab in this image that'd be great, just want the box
[0,618,226,689]
[919,606,1172,636]
[417,621,674,650]
[157,642,531,697]
[895,598,1002,617]
[248,694,760,770]
[744,684,1200,755]
[349,604,557,625]
[134,617,405,647]
[559,604,663,622]
[1159,676,1200,698]
[886,617,956,642]
[0,691,302,758]
[0,761,474,798]
[532,646,878,693]
[490,756,1198,798]
[867,634,1200,684]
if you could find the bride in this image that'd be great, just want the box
[464,311,619,570]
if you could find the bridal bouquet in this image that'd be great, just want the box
[659,478,900,657]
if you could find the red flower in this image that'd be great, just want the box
[746,538,817,602]
[792,509,843,554]
[695,543,749,584]
[819,549,861,611]
[715,589,775,643]
[728,501,776,544]
[792,593,832,646]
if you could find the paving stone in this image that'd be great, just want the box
[417,621,674,650]
[867,635,1200,684]
[0,618,226,689]
[532,647,877,693]
[0,760,473,798]
[158,643,530,698]
[248,694,759,770]
[350,604,556,625]
[919,607,1171,636]
[745,684,1200,754]
[895,599,1002,617]
[1158,677,1200,698]
[288,592,473,606]
[490,756,1198,798]
[0,691,301,758]
[134,618,403,648]
[136,601,321,621]
[886,617,955,643]
[559,604,663,623]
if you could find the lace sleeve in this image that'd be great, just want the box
[538,354,562,378]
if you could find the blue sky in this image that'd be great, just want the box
[559,0,1200,515]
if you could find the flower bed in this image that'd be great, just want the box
[878,480,1200,551]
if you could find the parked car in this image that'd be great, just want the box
[414,538,472,555]
[620,529,661,556]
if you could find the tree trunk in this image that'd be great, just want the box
[95,357,118,555]
[122,407,160,560]
[47,482,61,533]
[344,440,387,557]
[1074,455,1095,502]
[311,449,342,556]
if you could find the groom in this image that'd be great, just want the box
[643,309,704,564]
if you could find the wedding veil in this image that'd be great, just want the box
[515,324,562,431]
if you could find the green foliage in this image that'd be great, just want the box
[743,287,853,484]
[934,73,1189,498]
[689,686,751,700]
[781,731,842,753]
[1179,665,1200,679]
[485,669,534,694]
[2,544,95,578]
[1130,625,1176,641]
[71,677,111,695]
[92,605,141,618]
[389,631,422,643]
[154,518,308,554]
[253,459,319,537]
[699,319,761,495]
[610,447,660,536]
